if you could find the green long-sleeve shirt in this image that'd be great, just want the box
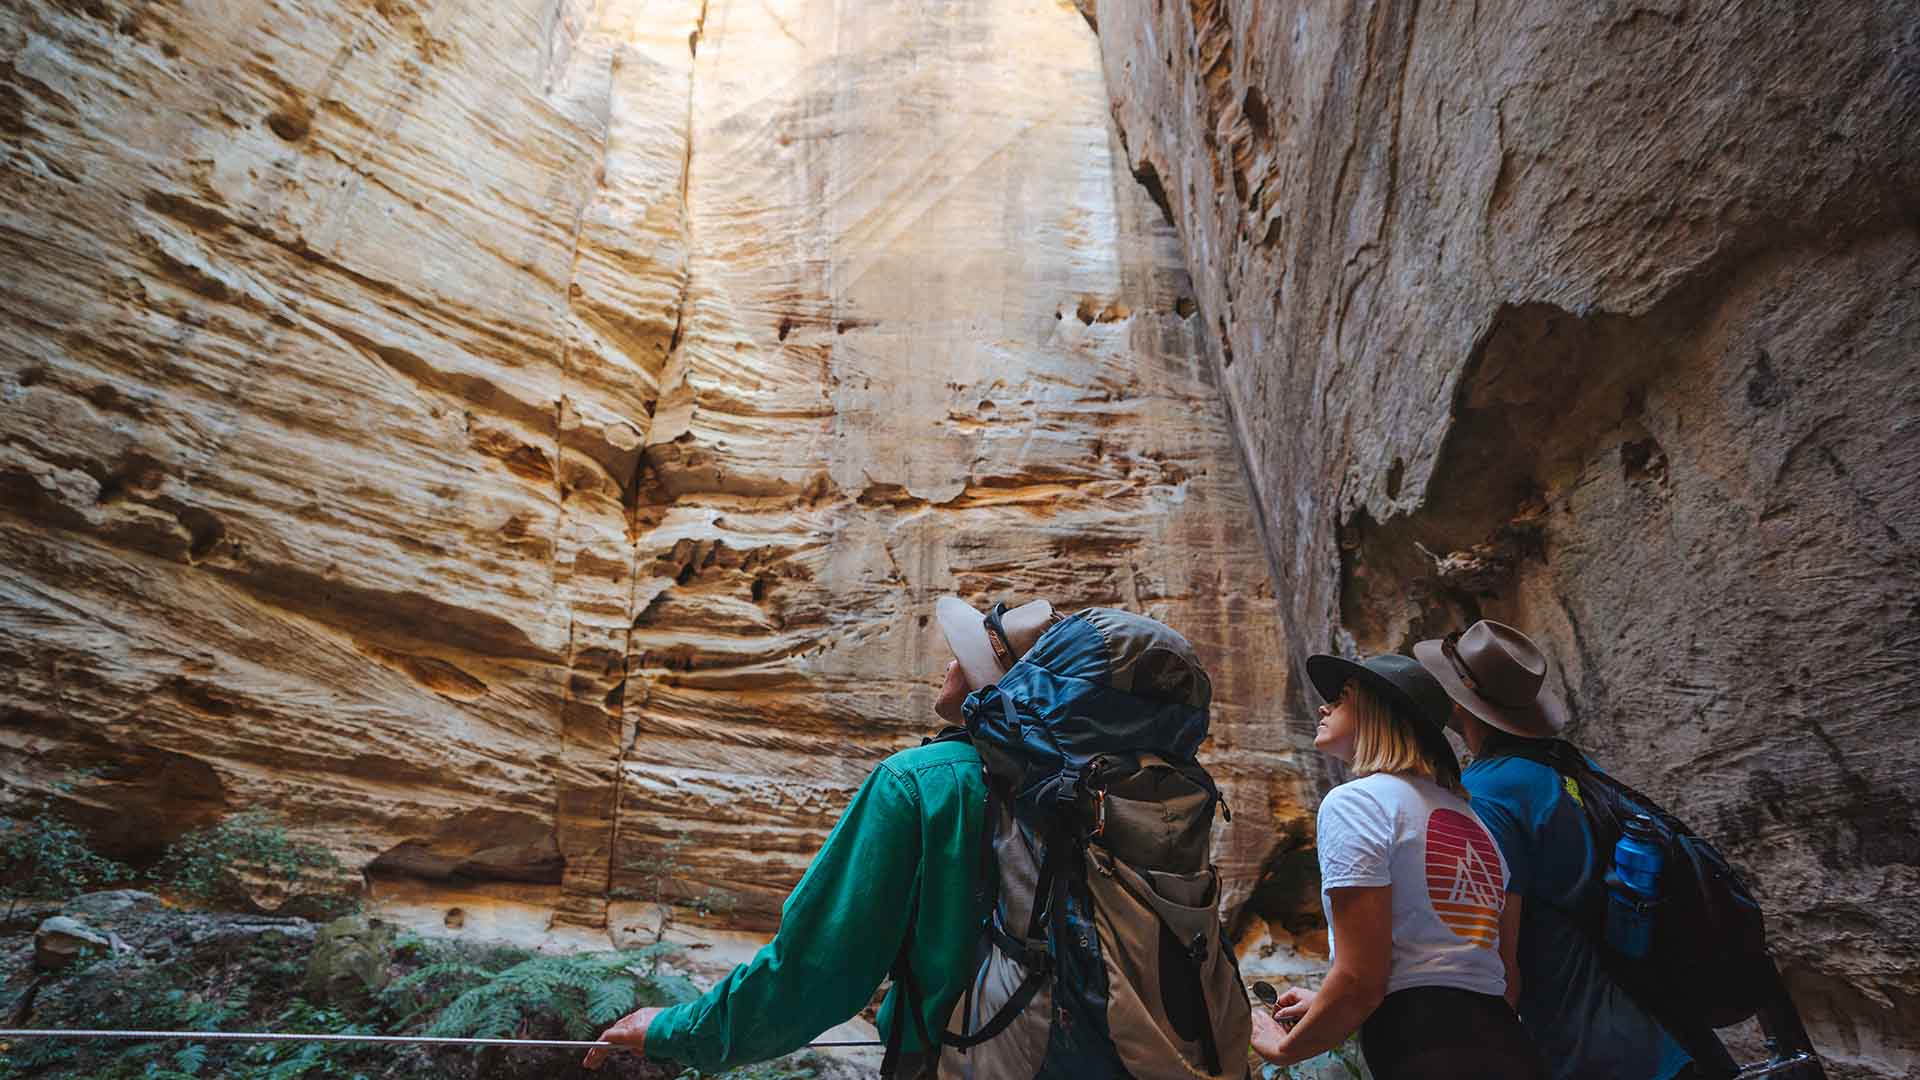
[647,737,989,1071]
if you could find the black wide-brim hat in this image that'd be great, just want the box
[1305,652,1458,767]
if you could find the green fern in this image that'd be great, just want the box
[173,1043,209,1075]
[587,976,638,1024]
[404,947,695,1042]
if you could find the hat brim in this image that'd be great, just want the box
[1306,655,1418,721]
[1412,639,1569,739]
[936,597,1002,691]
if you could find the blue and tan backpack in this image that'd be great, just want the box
[886,608,1251,1079]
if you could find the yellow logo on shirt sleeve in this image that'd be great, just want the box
[1562,775,1583,807]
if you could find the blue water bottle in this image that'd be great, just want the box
[1605,814,1663,958]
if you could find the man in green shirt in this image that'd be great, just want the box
[585,598,1057,1075]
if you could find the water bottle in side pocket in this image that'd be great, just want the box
[1605,813,1663,958]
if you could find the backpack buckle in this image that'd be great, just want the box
[1054,767,1082,808]
[1092,790,1107,838]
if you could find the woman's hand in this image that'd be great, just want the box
[1251,999,1291,1063]
[1272,985,1315,1024]
[1250,985,1318,1065]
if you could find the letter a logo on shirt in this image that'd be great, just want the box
[1425,808,1503,948]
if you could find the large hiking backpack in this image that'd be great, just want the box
[1485,739,1771,1038]
[889,608,1251,1079]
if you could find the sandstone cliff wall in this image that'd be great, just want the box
[1093,1,1920,1074]
[0,0,1313,946]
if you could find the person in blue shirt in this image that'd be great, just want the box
[1414,620,1697,1080]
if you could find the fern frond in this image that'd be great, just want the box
[587,976,638,1025]
[425,985,491,1037]
[473,994,521,1039]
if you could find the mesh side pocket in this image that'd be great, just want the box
[938,942,1052,1080]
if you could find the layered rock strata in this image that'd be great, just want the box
[0,0,1312,954]
[1093,1,1920,1075]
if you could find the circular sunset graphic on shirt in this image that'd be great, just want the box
[1425,807,1504,947]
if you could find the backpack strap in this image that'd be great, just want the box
[882,881,938,1078]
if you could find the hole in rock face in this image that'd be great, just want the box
[1621,436,1668,485]
[444,907,465,929]
[179,507,226,563]
[64,746,228,863]
[1175,296,1197,319]
[1242,85,1272,142]
[777,316,793,341]
[1385,457,1406,500]
[266,98,311,142]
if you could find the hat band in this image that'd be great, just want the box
[982,603,1015,669]
[1442,631,1536,709]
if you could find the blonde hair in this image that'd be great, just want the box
[1347,682,1464,794]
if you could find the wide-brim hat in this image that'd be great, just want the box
[1412,620,1568,738]
[936,597,1055,691]
[1305,652,1457,766]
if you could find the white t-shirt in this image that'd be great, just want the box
[1317,771,1510,998]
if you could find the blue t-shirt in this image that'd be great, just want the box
[1465,749,1692,1080]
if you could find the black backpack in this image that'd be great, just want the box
[1486,739,1770,1056]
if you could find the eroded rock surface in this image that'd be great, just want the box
[1094,1,1919,1074]
[0,0,1311,955]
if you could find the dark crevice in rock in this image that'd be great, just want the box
[367,818,566,886]
[1130,156,1176,228]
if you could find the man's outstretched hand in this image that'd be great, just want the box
[583,1006,664,1070]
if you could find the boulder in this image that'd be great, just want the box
[34,916,122,972]
[304,915,397,1004]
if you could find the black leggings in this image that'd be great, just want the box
[1360,986,1547,1080]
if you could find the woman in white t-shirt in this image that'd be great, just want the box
[1251,652,1545,1079]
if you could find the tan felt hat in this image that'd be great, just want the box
[1413,620,1569,738]
[936,596,1055,691]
